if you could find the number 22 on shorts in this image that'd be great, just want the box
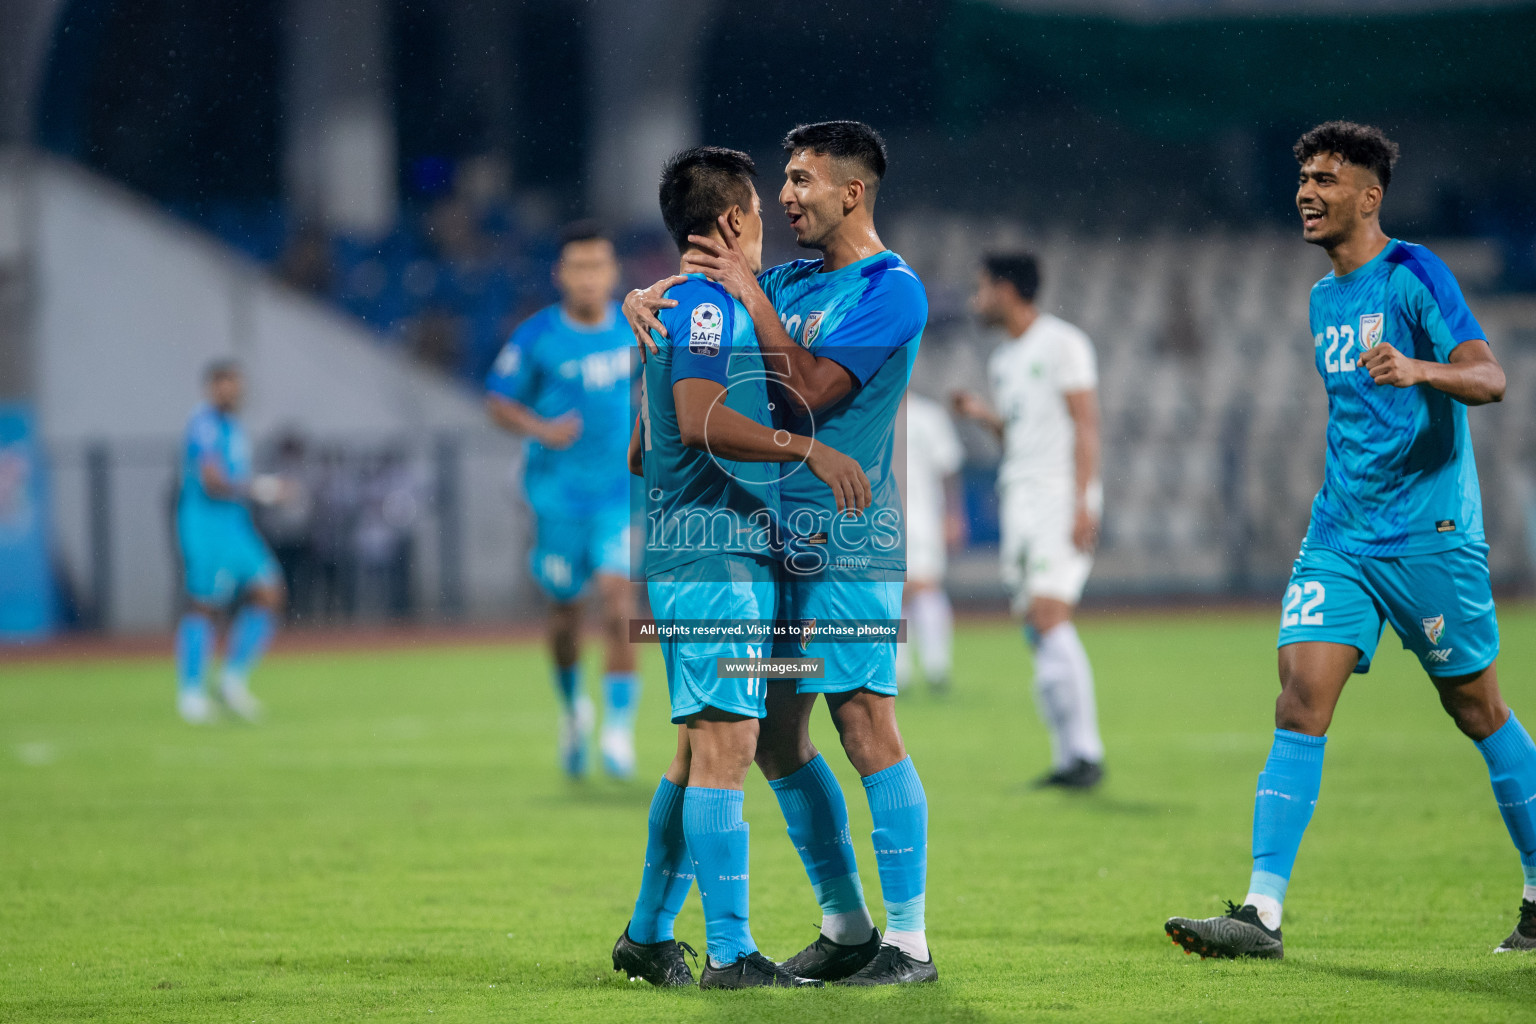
[1283,581,1326,627]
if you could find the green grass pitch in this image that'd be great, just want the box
[4,609,1536,1022]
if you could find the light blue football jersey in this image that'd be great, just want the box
[486,302,634,518]
[758,250,927,573]
[640,276,781,577]
[1305,239,1488,557]
[178,403,256,533]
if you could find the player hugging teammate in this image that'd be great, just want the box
[616,121,939,988]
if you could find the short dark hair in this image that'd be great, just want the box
[1293,121,1400,190]
[782,120,887,201]
[658,146,758,251]
[559,219,609,249]
[983,253,1041,303]
[205,358,241,383]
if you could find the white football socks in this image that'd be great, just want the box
[1032,622,1105,767]
[909,588,954,681]
[1244,892,1283,930]
[1524,883,1536,904]
[882,928,929,961]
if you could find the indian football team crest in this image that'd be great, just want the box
[1359,312,1385,351]
[803,310,825,346]
[689,303,723,356]
[1422,614,1446,646]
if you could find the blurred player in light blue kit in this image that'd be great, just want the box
[611,146,868,989]
[629,121,937,985]
[485,223,640,779]
[1166,122,1536,959]
[174,361,283,724]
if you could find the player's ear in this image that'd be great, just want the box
[725,204,744,235]
[843,177,865,214]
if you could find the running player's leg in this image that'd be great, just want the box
[531,516,593,776]
[1369,543,1536,949]
[1167,544,1381,958]
[593,510,640,778]
[548,598,592,777]
[1435,665,1536,950]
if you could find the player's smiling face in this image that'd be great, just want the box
[1297,152,1376,249]
[779,148,845,250]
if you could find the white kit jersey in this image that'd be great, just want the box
[901,393,963,581]
[987,312,1098,490]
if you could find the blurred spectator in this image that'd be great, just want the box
[353,448,426,620]
[277,223,335,296]
[312,447,360,622]
[255,431,319,622]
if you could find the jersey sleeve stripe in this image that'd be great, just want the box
[1386,245,1486,345]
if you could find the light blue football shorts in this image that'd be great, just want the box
[529,501,631,603]
[772,568,904,696]
[646,553,777,723]
[179,520,280,606]
[1277,539,1499,678]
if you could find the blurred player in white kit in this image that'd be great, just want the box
[897,392,964,692]
[953,252,1105,789]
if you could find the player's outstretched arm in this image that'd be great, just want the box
[1360,338,1505,405]
[673,377,870,514]
[622,277,688,354]
[683,216,858,414]
[950,390,1005,440]
[485,394,582,450]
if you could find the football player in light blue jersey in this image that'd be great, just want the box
[627,121,937,985]
[611,146,868,991]
[174,361,283,724]
[1166,122,1536,959]
[486,222,640,779]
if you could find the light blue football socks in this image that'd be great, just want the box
[1245,728,1327,927]
[1474,712,1536,900]
[603,672,639,730]
[683,786,756,964]
[864,756,929,959]
[224,605,275,682]
[628,778,693,944]
[175,612,213,694]
[768,754,874,944]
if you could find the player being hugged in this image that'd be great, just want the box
[173,361,284,724]
[1165,122,1536,959]
[611,145,868,990]
[485,222,640,779]
[627,121,937,985]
